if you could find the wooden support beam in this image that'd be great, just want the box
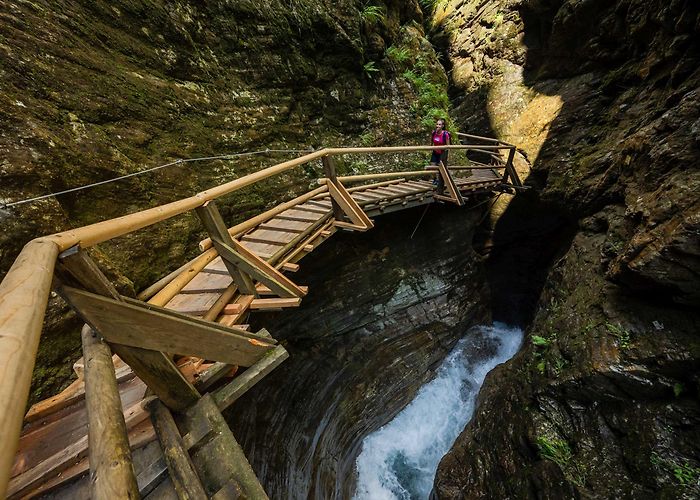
[80,324,140,499]
[214,346,289,411]
[249,298,302,309]
[202,282,238,322]
[437,162,465,206]
[196,202,257,296]
[57,248,201,412]
[181,395,268,499]
[256,283,308,296]
[214,238,307,298]
[149,400,207,500]
[322,155,345,221]
[327,180,373,231]
[60,287,276,368]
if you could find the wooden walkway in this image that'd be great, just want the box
[1,139,523,499]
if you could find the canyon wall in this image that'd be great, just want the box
[433,0,700,497]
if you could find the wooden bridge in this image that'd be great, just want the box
[0,134,522,499]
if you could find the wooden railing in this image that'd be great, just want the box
[0,143,519,496]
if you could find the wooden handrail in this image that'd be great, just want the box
[0,142,522,496]
[0,240,60,495]
[456,132,515,148]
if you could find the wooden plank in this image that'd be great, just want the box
[276,209,322,222]
[214,346,289,411]
[356,190,386,200]
[149,400,207,500]
[222,303,243,315]
[242,228,297,246]
[181,272,233,294]
[238,240,279,260]
[7,398,151,498]
[375,186,410,196]
[293,204,330,215]
[304,200,332,209]
[257,219,308,233]
[281,262,299,272]
[24,363,134,423]
[249,298,302,309]
[61,287,276,367]
[165,292,221,315]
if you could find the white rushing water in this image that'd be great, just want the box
[353,323,523,500]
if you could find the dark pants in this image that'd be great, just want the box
[430,150,448,166]
[429,151,447,193]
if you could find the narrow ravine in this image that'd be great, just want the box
[353,323,523,499]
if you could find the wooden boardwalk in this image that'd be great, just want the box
[1,139,523,499]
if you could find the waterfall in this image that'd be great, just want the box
[354,323,523,499]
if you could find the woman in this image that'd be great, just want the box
[430,118,451,167]
[429,118,451,192]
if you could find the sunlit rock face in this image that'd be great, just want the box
[226,206,490,499]
[430,0,700,498]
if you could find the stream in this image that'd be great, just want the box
[353,323,523,499]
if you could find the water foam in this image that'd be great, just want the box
[353,323,523,499]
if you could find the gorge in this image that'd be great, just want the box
[1,0,698,498]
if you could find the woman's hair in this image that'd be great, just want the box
[437,117,447,129]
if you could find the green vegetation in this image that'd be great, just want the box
[606,322,632,349]
[651,452,700,487]
[674,461,700,486]
[361,4,386,24]
[363,61,380,78]
[537,436,573,468]
[403,64,451,128]
[532,335,551,347]
[674,382,684,398]
[386,45,411,65]
[418,0,447,14]
[360,130,375,146]
[536,435,586,487]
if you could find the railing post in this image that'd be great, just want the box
[195,202,257,296]
[502,146,522,186]
[322,154,346,220]
[80,324,140,499]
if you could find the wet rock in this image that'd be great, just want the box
[226,206,490,499]
[431,0,700,497]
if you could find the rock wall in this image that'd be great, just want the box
[432,0,700,497]
[0,0,452,401]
